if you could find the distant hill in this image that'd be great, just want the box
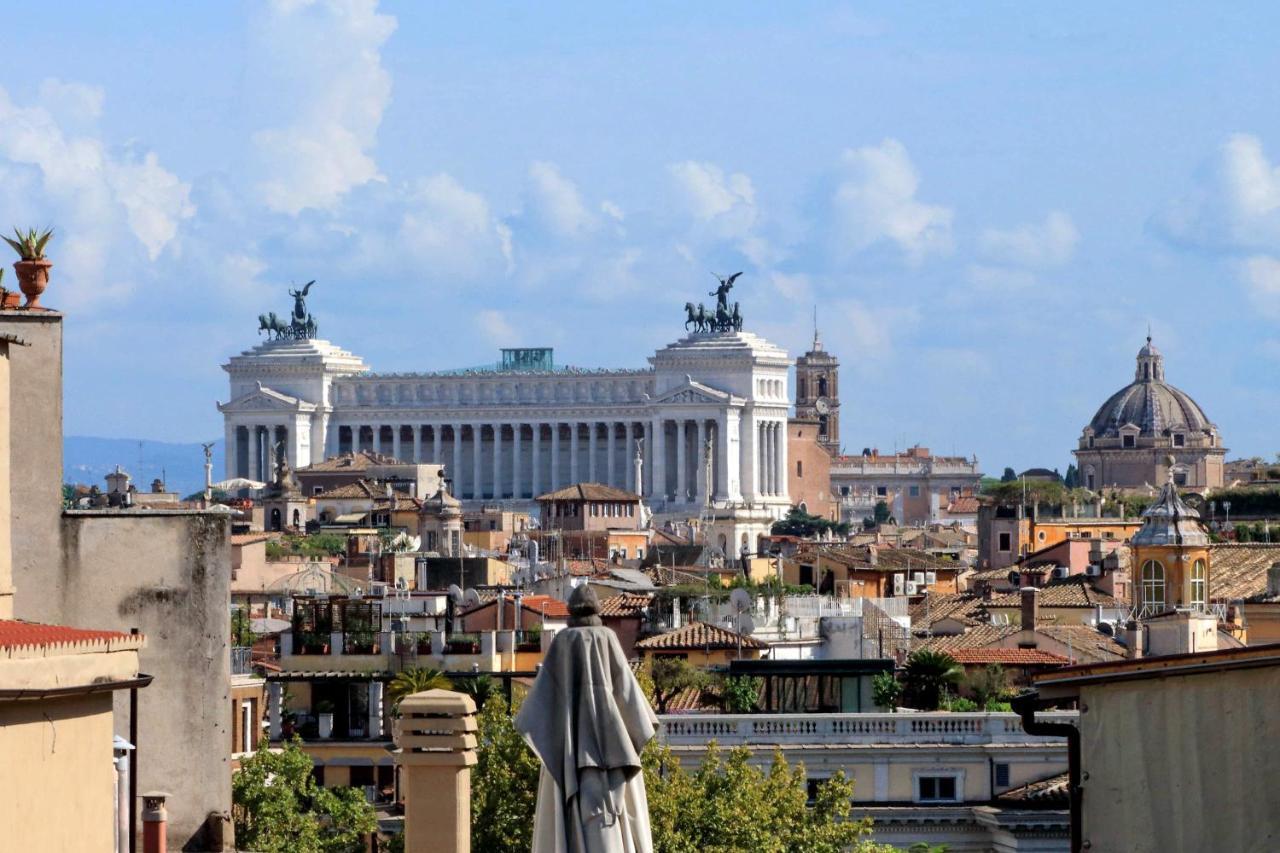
[64,436,225,499]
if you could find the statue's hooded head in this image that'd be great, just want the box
[567,585,603,627]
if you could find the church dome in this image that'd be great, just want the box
[1085,337,1214,439]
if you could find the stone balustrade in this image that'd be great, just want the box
[658,711,1076,747]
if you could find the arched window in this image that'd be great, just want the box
[1190,559,1207,609]
[1141,560,1166,614]
[817,376,828,397]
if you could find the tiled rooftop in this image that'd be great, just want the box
[1208,543,1280,601]
[0,619,142,652]
[598,592,653,618]
[536,482,642,502]
[636,620,767,651]
[947,647,1070,665]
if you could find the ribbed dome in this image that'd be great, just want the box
[1086,338,1213,438]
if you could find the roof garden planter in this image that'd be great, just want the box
[3,228,54,309]
[0,289,19,309]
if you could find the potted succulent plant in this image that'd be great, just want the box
[0,269,18,309]
[3,227,53,308]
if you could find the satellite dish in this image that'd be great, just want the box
[448,584,464,604]
[737,614,756,636]
[730,588,752,613]
[463,588,482,609]
[1098,621,1115,637]
[1007,571,1021,587]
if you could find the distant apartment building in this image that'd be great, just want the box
[830,446,982,527]
[977,503,1143,571]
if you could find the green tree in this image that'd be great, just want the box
[717,675,762,713]
[644,742,896,853]
[649,657,707,714]
[232,738,376,853]
[872,670,902,711]
[387,667,452,713]
[1000,467,1018,483]
[1063,464,1079,489]
[873,500,892,525]
[470,695,541,853]
[771,507,851,538]
[231,608,255,647]
[967,663,1009,710]
[453,674,498,707]
[902,650,963,711]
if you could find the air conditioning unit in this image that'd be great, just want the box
[906,581,919,595]
[1051,566,1070,580]
[912,572,925,585]
[893,573,905,595]
[1085,564,1102,577]
[925,571,937,586]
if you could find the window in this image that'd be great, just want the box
[909,485,920,497]
[1088,436,1094,448]
[841,486,851,496]
[1123,434,1136,448]
[1141,560,1166,613]
[1174,471,1188,487]
[797,460,803,477]
[1174,433,1185,447]
[994,763,1010,788]
[313,486,324,496]
[1037,531,1046,542]
[876,486,888,497]
[1191,559,1207,609]
[916,774,960,803]
[998,532,1012,552]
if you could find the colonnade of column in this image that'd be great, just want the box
[233,424,291,481]
[756,419,786,497]
[332,421,652,501]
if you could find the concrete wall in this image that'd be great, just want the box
[0,692,116,852]
[60,509,233,851]
[0,310,63,621]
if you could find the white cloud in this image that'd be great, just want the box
[832,298,919,363]
[831,139,952,261]
[397,173,509,276]
[979,211,1078,267]
[37,78,104,124]
[600,200,625,222]
[249,0,396,215]
[527,161,595,238]
[1240,255,1280,318]
[477,309,519,345]
[1157,133,1280,251]
[769,271,812,301]
[670,160,756,222]
[0,83,192,303]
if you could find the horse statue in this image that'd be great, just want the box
[685,302,709,332]
[715,301,731,332]
[731,301,743,331]
[258,312,287,339]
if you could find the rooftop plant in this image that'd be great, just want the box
[3,227,53,261]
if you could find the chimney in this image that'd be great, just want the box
[1268,562,1280,599]
[0,335,20,619]
[1020,586,1040,631]
[1124,619,1144,660]
[867,544,878,566]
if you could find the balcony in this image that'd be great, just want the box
[658,711,1076,747]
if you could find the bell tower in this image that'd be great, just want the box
[794,317,840,454]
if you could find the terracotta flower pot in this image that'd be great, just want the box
[13,259,51,308]
[0,290,19,309]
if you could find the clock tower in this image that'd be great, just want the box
[795,323,840,454]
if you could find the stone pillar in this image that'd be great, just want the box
[551,423,561,491]
[412,427,422,465]
[607,423,617,488]
[643,421,654,497]
[632,428,644,497]
[511,424,522,500]
[741,418,757,500]
[775,420,787,502]
[624,425,636,493]
[695,419,708,505]
[394,690,478,853]
[393,425,403,462]
[374,424,383,455]
[588,422,598,483]
[432,425,442,466]
[451,425,463,496]
[471,424,483,500]
[368,680,384,739]
[248,427,261,482]
[652,419,666,502]
[767,422,777,495]
[676,419,688,503]
[531,424,542,497]
[569,423,580,485]
[226,421,239,479]
[492,424,504,499]
[267,681,283,740]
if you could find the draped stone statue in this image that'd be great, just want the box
[515,586,657,853]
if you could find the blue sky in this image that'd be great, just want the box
[3,1,1280,473]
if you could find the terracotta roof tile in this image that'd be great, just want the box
[948,648,1070,665]
[915,625,1020,653]
[0,619,141,650]
[946,496,980,514]
[909,592,988,630]
[996,772,1070,805]
[987,576,1120,609]
[636,621,766,652]
[299,451,403,472]
[599,593,653,618]
[536,482,642,502]
[460,594,570,620]
[1209,543,1280,601]
[794,544,959,573]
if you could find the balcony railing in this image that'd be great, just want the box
[658,711,1077,747]
[231,646,253,676]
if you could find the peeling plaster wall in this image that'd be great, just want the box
[61,509,232,851]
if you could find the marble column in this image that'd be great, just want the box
[248,427,261,482]
[775,420,786,500]
[769,422,779,495]
[607,423,617,488]
[373,424,383,455]
[511,424,522,500]
[551,423,561,491]
[531,424,542,497]
[588,423,598,483]
[715,413,730,501]
[675,420,688,503]
[412,427,422,465]
[623,424,635,493]
[643,421,654,497]
[432,426,442,466]
[451,424,463,496]
[471,424,483,500]
[227,422,240,479]
[569,423,580,485]
[695,419,708,506]
[393,425,403,462]
[652,419,666,502]
[493,424,504,499]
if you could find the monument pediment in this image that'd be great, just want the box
[218,383,316,414]
[653,377,732,406]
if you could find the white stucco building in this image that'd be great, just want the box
[219,327,793,552]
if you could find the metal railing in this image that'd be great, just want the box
[231,646,253,675]
[658,711,1077,746]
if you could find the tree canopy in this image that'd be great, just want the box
[902,650,963,711]
[232,738,376,853]
[771,506,851,538]
[649,657,708,714]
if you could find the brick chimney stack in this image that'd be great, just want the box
[1268,562,1280,599]
[0,334,23,619]
[1020,586,1040,631]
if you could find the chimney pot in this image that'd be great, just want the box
[1020,586,1040,631]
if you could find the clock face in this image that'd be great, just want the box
[814,397,830,415]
